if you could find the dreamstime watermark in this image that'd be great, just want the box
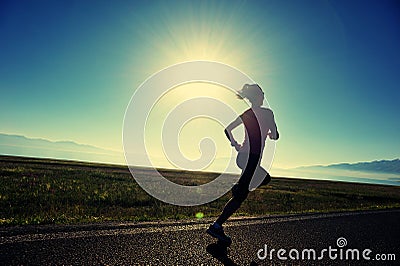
[122,61,276,206]
[257,237,396,261]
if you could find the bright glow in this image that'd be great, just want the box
[145,82,248,171]
[130,1,274,79]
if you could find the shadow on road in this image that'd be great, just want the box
[206,242,237,266]
[206,242,258,266]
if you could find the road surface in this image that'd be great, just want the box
[1,210,399,265]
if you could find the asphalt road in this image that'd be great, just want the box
[1,210,399,265]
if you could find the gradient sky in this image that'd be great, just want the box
[1,0,399,169]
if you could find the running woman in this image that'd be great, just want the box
[206,84,279,243]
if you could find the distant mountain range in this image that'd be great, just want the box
[1,133,399,175]
[0,133,123,164]
[300,159,400,174]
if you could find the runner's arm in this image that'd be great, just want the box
[268,112,279,140]
[224,117,242,149]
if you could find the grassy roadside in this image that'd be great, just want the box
[1,155,399,226]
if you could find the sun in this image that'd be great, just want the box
[129,1,271,77]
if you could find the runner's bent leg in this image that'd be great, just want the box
[215,153,260,225]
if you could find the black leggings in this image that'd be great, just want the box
[215,153,261,225]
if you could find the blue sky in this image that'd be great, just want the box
[1,0,399,169]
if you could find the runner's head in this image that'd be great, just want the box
[237,84,264,106]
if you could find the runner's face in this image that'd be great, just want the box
[253,93,264,106]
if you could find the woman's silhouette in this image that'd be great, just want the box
[207,84,279,244]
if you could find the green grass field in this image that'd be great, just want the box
[1,155,399,225]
